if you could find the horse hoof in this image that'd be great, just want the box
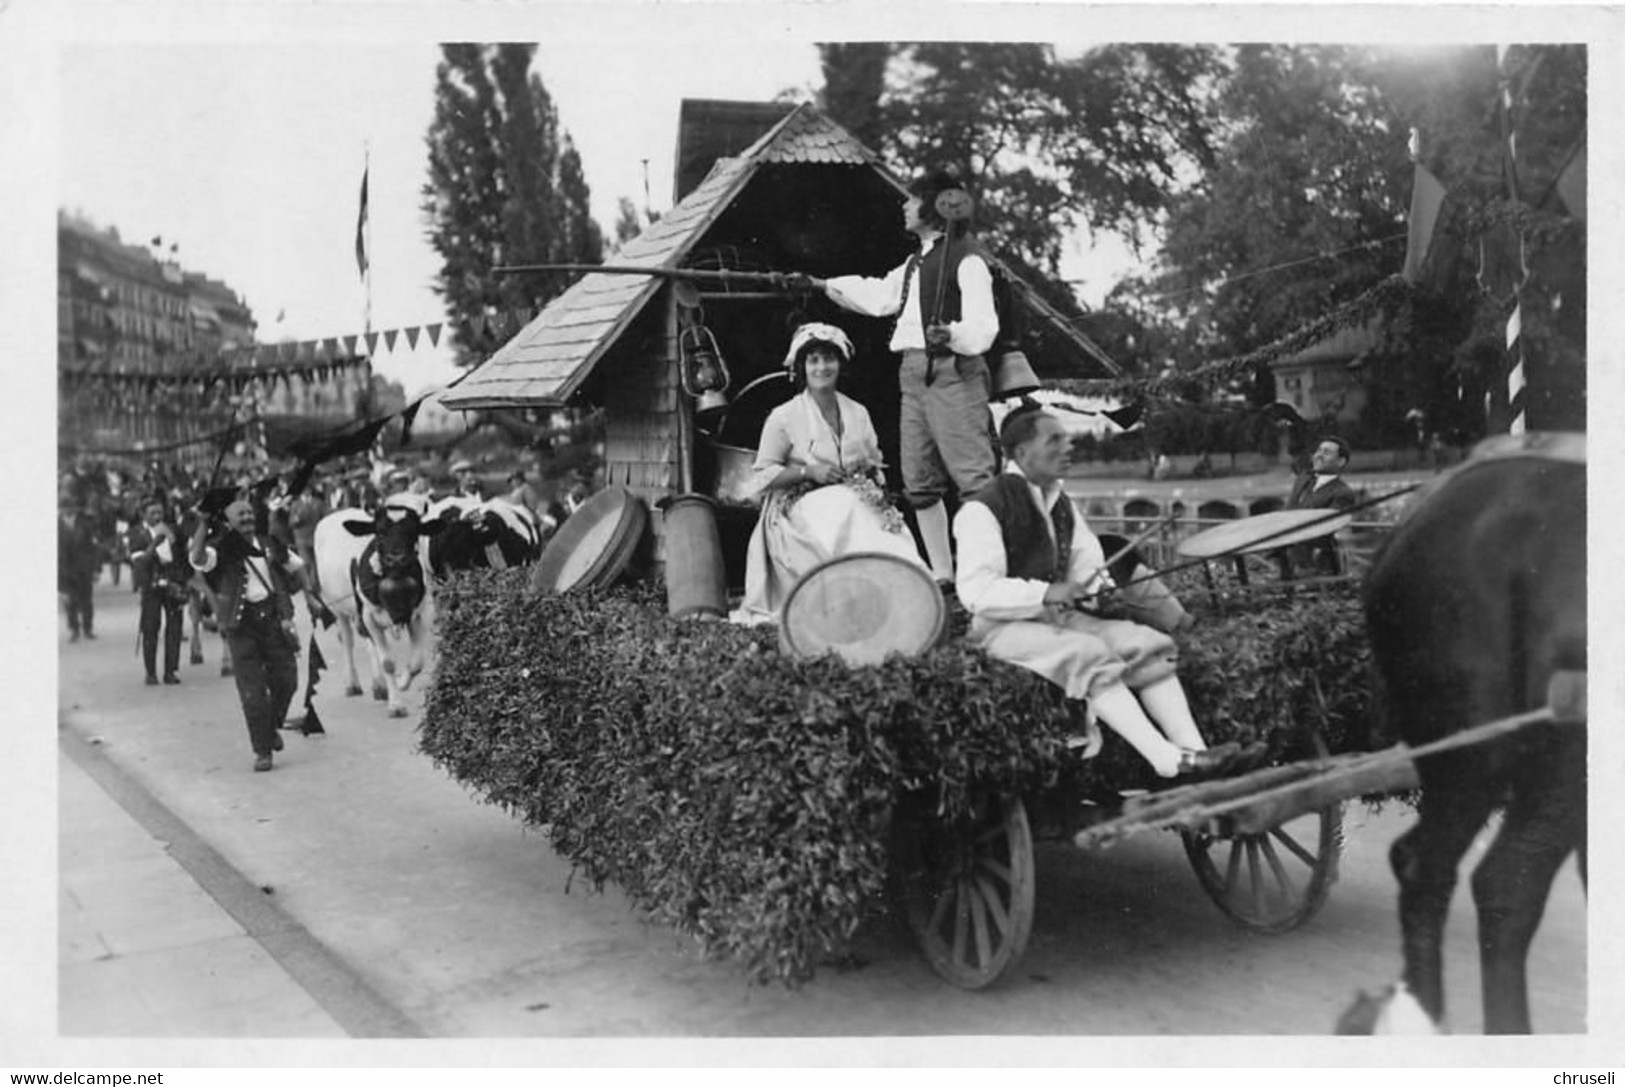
[372,687,388,702]
[345,684,364,697]
[189,652,204,665]
[387,705,409,719]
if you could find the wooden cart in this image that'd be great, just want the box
[887,673,1585,990]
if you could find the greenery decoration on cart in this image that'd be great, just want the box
[419,569,1373,987]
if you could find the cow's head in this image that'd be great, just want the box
[346,503,445,625]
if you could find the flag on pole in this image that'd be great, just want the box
[1401,161,1448,284]
[354,167,370,279]
[1555,144,1586,221]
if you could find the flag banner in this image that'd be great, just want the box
[1401,162,1448,283]
[384,328,399,352]
[405,326,420,350]
[355,166,369,280]
[398,395,427,448]
[427,323,442,347]
[365,332,380,354]
[301,634,327,736]
[321,338,340,361]
[1555,145,1586,221]
[343,334,359,356]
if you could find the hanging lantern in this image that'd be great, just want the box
[678,319,731,417]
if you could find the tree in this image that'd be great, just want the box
[817,42,1224,283]
[422,44,604,367]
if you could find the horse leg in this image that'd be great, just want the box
[1389,770,1499,1028]
[1471,741,1586,1034]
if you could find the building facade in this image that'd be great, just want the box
[59,212,369,462]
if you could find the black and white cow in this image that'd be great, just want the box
[313,495,445,718]
[426,495,546,577]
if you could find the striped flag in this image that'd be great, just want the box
[354,167,369,279]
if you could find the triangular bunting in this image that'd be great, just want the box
[405,326,420,350]
[365,332,380,354]
[384,328,399,352]
[426,323,442,347]
[343,334,359,357]
[321,338,340,361]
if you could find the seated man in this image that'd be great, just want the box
[953,403,1254,780]
[1275,435,1357,579]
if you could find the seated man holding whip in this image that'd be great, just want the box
[953,402,1261,780]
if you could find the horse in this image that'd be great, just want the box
[1344,432,1586,1034]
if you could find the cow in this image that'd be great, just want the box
[313,495,445,718]
[425,495,547,577]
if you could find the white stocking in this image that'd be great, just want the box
[1089,682,1183,777]
[915,500,954,582]
[1135,675,1206,752]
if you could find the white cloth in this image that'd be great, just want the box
[733,392,924,624]
[825,236,998,357]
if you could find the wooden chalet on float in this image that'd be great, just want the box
[440,102,1120,580]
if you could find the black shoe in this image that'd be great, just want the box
[144,674,160,686]
[253,754,273,772]
[162,673,181,685]
[1173,741,1242,779]
[270,731,284,752]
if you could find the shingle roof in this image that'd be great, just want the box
[441,104,879,409]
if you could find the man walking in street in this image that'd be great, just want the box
[189,498,323,772]
[128,496,189,685]
[58,494,102,642]
[803,166,1000,588]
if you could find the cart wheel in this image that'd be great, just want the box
[1181,802,1343,934]
[890,793,1036,989]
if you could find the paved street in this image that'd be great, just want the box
[50,574,1592,1050]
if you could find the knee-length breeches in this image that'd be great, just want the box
[969,609,1178,702]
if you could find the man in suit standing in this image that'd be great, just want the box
[128,496,189,685]
[1278,436,1358,578]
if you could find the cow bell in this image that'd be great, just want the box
[991,348,1040,400]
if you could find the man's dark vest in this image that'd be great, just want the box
[967,474,1075,582]
[211,533,296,635]
[914,234,990,332]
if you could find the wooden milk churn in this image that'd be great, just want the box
[658,494,727,619]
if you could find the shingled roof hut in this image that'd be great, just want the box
[440,102,1119,579]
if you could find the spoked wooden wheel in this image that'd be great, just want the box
[890,793,1036,989]
[1181,803,1344,934]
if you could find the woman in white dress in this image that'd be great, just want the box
[732,323,928,624]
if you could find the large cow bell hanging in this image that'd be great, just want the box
[991,347,1040,400]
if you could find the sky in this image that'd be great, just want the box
[56,34,828,399]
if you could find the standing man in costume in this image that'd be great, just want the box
[803,167,1000,587]
[954,404,1257,781]
[189,498,323,772]
[128,496,189,685]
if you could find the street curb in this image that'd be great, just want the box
[60,721,426,1039]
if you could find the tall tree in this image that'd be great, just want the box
[816,41,1224,328]
[423,43,604,367]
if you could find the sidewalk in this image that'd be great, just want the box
[59,732,349,1037]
